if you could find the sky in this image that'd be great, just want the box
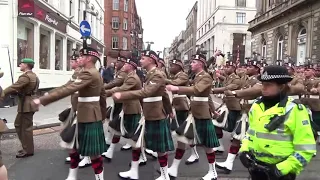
[135,0,197,54]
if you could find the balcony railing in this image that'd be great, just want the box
[248,0,308,30]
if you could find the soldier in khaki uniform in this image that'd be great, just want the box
[33,47,108,180]
[113,50,174,180]
[0,69,8,180]
[166,53,220,180]
[211,61,242,153]
[158,58,168,78]
[1,58,39,158]
[284,62,305,99]
[217,60,262,174]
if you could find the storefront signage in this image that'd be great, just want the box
[18,0,67,33]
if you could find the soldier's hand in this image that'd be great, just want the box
[112,92,122,100]
[169,113,175,119]
[166,85,179,92]
[311,88,318,94]
[224,90,234,97]
[44,92,49,96]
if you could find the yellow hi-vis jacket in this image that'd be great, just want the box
[240,97,316,176]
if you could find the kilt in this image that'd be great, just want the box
[78,121,108,156]
[224,110,241,132]
[176,110,189,126]
[145,119,174,153]
[123,114,141,134]
[195,119,220,148]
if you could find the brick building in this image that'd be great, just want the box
[184,1,198,66]
[104,0,143,66]
[249,0,320,65]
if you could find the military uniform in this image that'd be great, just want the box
[166,59,189,125]
[36,47,107,180]
[2,58,39,158]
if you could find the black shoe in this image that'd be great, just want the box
[185,158,199,165]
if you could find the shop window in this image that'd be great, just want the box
[277,35,284,60]
[17,19,34,67]
[67,40,73,71]
[39,28,51,69]
[55,35,63,70]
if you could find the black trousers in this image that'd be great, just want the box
[250,170,296,180]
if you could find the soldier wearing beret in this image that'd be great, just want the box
[283,62,304,100]
[218,59,262,174]
[166,53,220,180]
[1,58,39,158]
[211,60,242,154]
[33,47,108,180]
[113,50,174,180]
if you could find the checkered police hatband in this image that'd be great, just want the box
[260,71,292,80]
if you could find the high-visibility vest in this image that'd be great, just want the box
[240,98,316,175]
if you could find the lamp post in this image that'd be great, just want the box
[145,41,154,50]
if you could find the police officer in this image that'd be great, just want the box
[2,58,39,158]
[239,65,316,180]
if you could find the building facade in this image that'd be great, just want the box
[2,0,105,89]
[184,1,198,64]
[104,0,143,66]
[249,0,319,65]
[196,0,256,63]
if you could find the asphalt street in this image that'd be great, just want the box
[1,95,319,180]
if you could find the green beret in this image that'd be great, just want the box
[21,58,35,64]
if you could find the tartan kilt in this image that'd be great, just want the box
[144,119,174,153]
[123,114,141,134]
[195,119,220,148]
[176,110,189,126]
[78,121,108,156]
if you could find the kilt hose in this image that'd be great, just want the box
[195,119,220,148]
[123,114,141,135]
[176,110,189,126]
[78,121,108,156]
[224,110,241,132]
[145,119,174,153]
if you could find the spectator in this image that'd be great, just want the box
[102,63,115,83]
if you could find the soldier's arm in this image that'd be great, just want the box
[166,73,188,86]
[178,76,212,96]
[288,78,305,95]
[235,84,262,99]
[39,71,93,106]
[118,74,164,100]
[225,78,241,91]
[104,71,126,90]
[276,105,316,175]
[106,77,137,96]
[3,75,30,96]
[100,82,107,121]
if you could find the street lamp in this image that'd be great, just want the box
[145,41,154,50]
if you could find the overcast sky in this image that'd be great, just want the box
[135,0,197,54]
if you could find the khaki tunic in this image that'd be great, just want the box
[166,71,189,111]
[300,78,320,111]
[178,71,213,119]
[116,67,171,121]
[39,68,107,123]
[3,71,39,112]
[104,71,128,90]
[106,71,142,114]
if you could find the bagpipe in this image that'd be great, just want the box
[172,113,200,145]
[58,107,78,149]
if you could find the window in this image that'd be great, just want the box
[124,0,128,12]
[236,0,246,7]
[113,0,119,10]
[17,20,34,67]
[112,17,119,29]
[277,36,284,60]
[112,36,119,49]
[123,37,128,50]
[69,0,74,16]
[39,28,51,69]
[55,35,63,70]
[208,21,211,29]
[67,40,73,71]
[236,12,246,24]
[123,18,128,30]
[262,40,267,58]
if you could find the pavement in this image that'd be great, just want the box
[1,95,320,179]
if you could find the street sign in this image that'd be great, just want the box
[79,20,91,37]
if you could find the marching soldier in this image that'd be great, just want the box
[112,50,174,180]
[239,65,316,180]
[284,62,304,99]
[211,60,242,153]
[1,58,39,158]
[158,57,168,78]
[166,53,220,180]
[236,62,248,89]
[218,60,262,174]
[32,47,108,180]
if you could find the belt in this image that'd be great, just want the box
[309,95,319,99]
[78,96,100,102]
[173,94,187,98]
[143,96,162,102]
[74,91,79,94]
[288,95,299,99]
[247,100,255,104]
[190,96,208,102]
